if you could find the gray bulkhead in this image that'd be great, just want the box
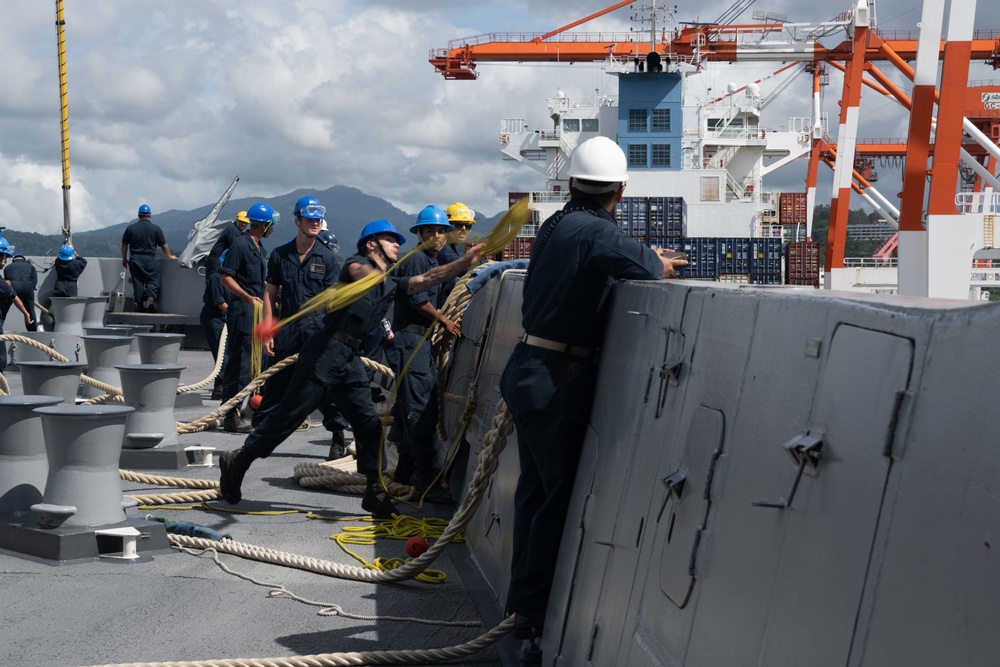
[441,271,1000,666]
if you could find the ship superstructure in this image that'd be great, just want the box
[432,0,1000,299]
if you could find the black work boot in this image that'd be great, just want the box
[410,464,455,505]
[393,454,415,486]
[326,429,348,461]
[361,474,398,520]
[210,379,223,401]
[218,449,254,505]
[223,408,252,434]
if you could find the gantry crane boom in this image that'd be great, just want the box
[429,6,1000,80]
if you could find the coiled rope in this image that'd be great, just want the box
[165,399,512,584]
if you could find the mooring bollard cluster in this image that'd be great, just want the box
[0,292,206,561]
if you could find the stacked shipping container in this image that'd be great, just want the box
[779,192,808,225]
[786,241,820,287]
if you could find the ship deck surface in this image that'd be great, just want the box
[0,348,512,667]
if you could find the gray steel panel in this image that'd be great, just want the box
[758,325,912,667]
[447,270,526,607]
[548,282,688,665]
[678,294,834,666]
[860,303,1000,666]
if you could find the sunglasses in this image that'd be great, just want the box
[452,223,473,230]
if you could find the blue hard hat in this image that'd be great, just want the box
[316,230,339,252]
[357,219,406,252]
[0,239,12,257]
[293,195,325,220]
[247,202,277,225]
[12,253,24,260]
[138,203,151,216]
[409,205,452,234]
[58,244,74,261]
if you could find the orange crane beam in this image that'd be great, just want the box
[430,22,1000,79]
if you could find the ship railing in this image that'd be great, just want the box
[530,191,571,205]
[548,95,615,111]
[955,192,1000,214]
[844,257,899,268]
[445,31,639,50]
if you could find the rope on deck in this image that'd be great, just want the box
[83,616,514,667]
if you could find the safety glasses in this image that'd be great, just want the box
[299,204,326,218]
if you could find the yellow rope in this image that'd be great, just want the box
[261,199,530,340]
[330,515,460,584]
[250,300,263,388]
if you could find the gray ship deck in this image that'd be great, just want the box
[0,348,514,667]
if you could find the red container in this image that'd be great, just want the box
[508,192,529,208]
[779,192,808,224]
[786,241,820,282]
[503,236,535,260]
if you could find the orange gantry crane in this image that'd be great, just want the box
[429,0,1000,275]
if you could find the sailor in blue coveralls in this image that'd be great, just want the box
[435,202,476,302]
[251,196,350,462]
[120,204,175,312]
[499,137,687,643]
[199,211,249,400]
[218,202,275,433]
[0,239,35,371]
[384,205,462,503]
[4,253,38,331]
[51,244,87,298]
[217,219,482,519]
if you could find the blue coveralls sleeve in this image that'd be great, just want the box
[121,228,131,246]
[265,249,281,287]
[398,254,435,307]
[222,242,242,278]
[155,227,166,247]
[590,223,663,280]
[77,256,87,270]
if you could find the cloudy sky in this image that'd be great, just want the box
[1,0,997,235]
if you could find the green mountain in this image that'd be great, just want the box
[4,185,506,259]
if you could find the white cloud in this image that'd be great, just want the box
[0,1,997,236]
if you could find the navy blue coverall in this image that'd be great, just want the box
[435,242,462,306]
[200,223,245,363]
[5,257,37,332]
[385,249,442,469]
[121,219,167,307]
[500,198,664,623]
[52,256,87,298]
[251,238,343,429]
[219,233,266,403]
[199,270,228,361]
[241,255,410,475]
[0,279,14,371]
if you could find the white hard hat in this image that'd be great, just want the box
[568,137,629,190]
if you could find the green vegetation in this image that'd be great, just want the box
[810,205,891,265]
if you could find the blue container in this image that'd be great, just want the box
[750,238,783,275]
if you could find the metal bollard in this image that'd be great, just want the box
[31,404,136,528]
[49,297,89,337]
[0,396,65,513]
[80,336,132,399]
[81,296,109,330]
[135,333,185,365]
[17,361,86,405]
[116,364,184,449]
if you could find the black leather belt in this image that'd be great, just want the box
[401,324,428,335]
[331,330,362,351]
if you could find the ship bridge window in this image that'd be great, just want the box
[701,176,721,201]
[628,143,648,167]
[563,119,580,132]
[652,109,672,132]
[582,118,599,132]
[652,144,671,167]
[629,108,648,132]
